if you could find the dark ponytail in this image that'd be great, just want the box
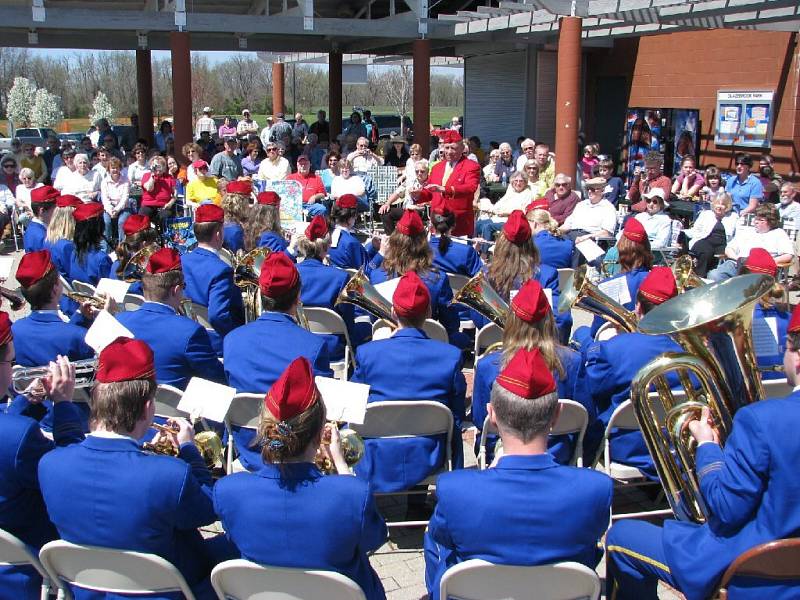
[432,209,457,255]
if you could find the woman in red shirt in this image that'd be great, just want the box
[139,155,176,229]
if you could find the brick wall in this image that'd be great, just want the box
[586,29,800,176]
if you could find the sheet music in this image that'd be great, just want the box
[314,376,370,424]
[84,311,134,354]
[0,256,14,280]
[95,278,131,303]
[543,288,553,308]
[753,316,780,358]
[598,277,632,306]
[374,277,401,304]
[178,377,236,423]
[575,239,605,262]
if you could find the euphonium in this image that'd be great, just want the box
[629,273,773,523]
[233,247,272,323]
[314,424,365,475]
[12,358,98,393]
[335,268,396,325]
[143,422,224,470]
[451,271,508,328]
[671,255,706,294]
[122,243,161,282]
[557,264,638,333]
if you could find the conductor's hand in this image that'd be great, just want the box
[42,355,76,404]
[688,407,719,445]
[168,417,195,446]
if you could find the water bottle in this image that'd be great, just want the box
[501,172,507,186]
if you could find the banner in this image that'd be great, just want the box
[162,216,197,255]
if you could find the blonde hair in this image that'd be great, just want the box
[222,192,249,226]
[244,204,283,250]
[295,234,331,261]
[488,234,539,297]
[381,229,433,276]
[501,309,564,379]
[45,207,75,244]
[526,208,559,235]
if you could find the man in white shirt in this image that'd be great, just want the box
[256,141,291,182]
[634,188,673,248]
[52,148,77,191]
[347,137,383,172]
[195,107,216,140]
[236,109,259,138]
[559,177,618,267]
[515,138,536,173]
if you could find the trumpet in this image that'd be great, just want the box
[557,264,638,333]
[12,358,98,394]
[142,421,224,470]
[65,291,106,309]
[314,423,365,475]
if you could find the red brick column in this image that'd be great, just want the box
[554,16,582,177]
[169,32,192,151]
[413,39,431,156]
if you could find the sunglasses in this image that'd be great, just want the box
[267,147,278,152]
[2,165,14,169]
[554,183,569,187]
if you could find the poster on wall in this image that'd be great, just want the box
[714,91,774,149]
[623,109,664,187]
[671,109,699,175]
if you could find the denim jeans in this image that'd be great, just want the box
[102,210,131,252]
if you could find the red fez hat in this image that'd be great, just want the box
[259,252,300,298]
[16,249,54,288]
[526,197,550,213]
[123,214,151,237]
[226,180,252,195]
[264,356,319,421]
[191,160,208,170]
[73,202,103,222]
[440,130,462,144]
[96,337,155,383]
[496,347,557,399]
[257,191,281,206]
[393,271,430,319]
[56,194,82,209]
[336,194,358,210]
[305,215,328,241]
[396,210,424,236]
[638,266,678,305]
[503,210,532,245]
[622,218,647,244]
[414,188,433,206]
[789,303,800,333]
[0,312,12,346]
[30,185,59,204]
[146,247,181,274]
[745,248,777,276]
[195,203,224,223]
[510,279,551,323]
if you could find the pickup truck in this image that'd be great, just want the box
[0,127,59,152]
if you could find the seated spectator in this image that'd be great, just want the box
[62,154,101,203]
[683,193,738,277]
[671,156,705,200]
[185,160,221,207]
[709,203,793,281]
[347,137,383,172]
[476,171,534,242]
[627,151,671,213]
[515,138,536,173]
[483,149,500,183]
[597,156,625,207]
[544,173,581,225]
[19,143,47,184]
[758,153,783,200]
[14,167,40,224]
[379,162,430,235]
[558,177,617,267]
[726,152,763,215]
[533,143,555,190]
[318,151,340,194]
[256,141,291,181]
[778,182,800,222]
[404,143,424,188]
[524,160,549,198]
[698,164,726,209]
[331,159,368,212]
[181,143,204,182]
[494,142,516,182]
[383,137,409,168]
[286,154,327,218]
[303,133,325,172]
[580,144,599,180]
[634,189,672,248]
[240,142,263,178]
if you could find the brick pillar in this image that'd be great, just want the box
[413,39,431,156]
[169,32,192,151]
[554,16,582,177]
[272,62,285,115]
[328,52,342,142]
[135,48,154,147]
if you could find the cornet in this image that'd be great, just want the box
[12,358,98,394]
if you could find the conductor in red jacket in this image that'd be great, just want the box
[426,130,480,237]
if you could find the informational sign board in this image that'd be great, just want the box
[162,216,197,255]
[715,90,774,149]
[254,179,303,227]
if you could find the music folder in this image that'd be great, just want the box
[314,377,370,424]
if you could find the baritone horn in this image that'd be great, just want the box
[122,243,161,282]
[335,268,396,325]
[233,247,272,323]
[671,254,706,294]
[629,273,773,523]
[451,271,508,328]
[315,423,365,475]
[12,358,98,394]
[557,264,638,333]
[143,421,224,470]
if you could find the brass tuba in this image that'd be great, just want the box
[629,273,773,523]
[233,247,272,323]
[451,271,508,328]
[335,269,396,325]
[671,255,706,294]
[557,265,638,333]
[122,243,161,282]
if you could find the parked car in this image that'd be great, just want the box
[58,132,86,145]
[0,127,59,152]
[340,115,414,142]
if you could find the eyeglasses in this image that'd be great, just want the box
[525,167,537,171]
[2,165,14,169]
[554,183,569,188]
[267,147,277,152]
[415,169,427,174]
[646,199,661,204]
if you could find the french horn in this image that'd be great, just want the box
[314,424,365,475]
[335,268,396,325]
[557,264,638,333]
[629,273,772,523]
[671,254,706,294]
[143,421,225,470]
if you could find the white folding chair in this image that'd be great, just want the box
[439,559,601,600]
[349,400,454,527]
[372,318,449,344]
[478,400,589,469]
[224,392,263,474]
[592,398,672,520]
[0,527,53,600]
[762,377,792,399]
[190,302,214,330]
[153,383,188,419]
[39,540,196,600]
[211,559,366,600]
[474,323,502,360]
[556,268,574,294]
[121,293,145,312]
[59,275,74,295]
[70,280,96,297]
[301,306,354,381]
[218,247,234,267]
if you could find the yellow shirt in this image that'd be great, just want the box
[20,156,47,182]
[186,176,221,206]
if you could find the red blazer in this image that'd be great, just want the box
[428,158,481,236]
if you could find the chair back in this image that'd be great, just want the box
[0,527,50,580]
[39,540,196,600]
[717,538,800,599]
[153,384,187,419]
[762,377,792,399]
[70,280,96,296]
[446,272,470,295]
[121,293,146,312]
[474,323,502,359]
[226,393,263,430]
[190,302,213,329]
[211,559,367,600]
[350,400,453,439]
[439,559,601,600]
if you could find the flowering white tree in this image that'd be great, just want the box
[31,88,63,128]
[7,77,37,128]
[89,91,114,123]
